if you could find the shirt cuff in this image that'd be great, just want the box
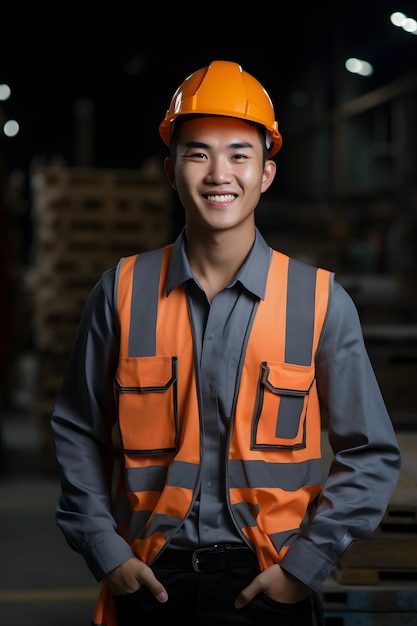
[279,538,336,591]
[84,532,137,581]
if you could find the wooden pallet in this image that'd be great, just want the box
[320,429,417,586]
[335,522,417,585]
[381,504,417,532]
[30,160,175,464]
[323,611,417,625]
[322,574,417,611]
[335,564,417,585]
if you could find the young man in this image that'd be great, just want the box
[51,60,401,626]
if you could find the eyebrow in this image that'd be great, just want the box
[184,140,255,150]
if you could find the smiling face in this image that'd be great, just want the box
[164,116,276,237]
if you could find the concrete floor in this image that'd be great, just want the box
[0,406,99,626]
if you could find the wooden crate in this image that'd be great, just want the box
[322,573,417,625]
[362,326,417,424]
[30,159,174,468]
[334,529,417,585]
[323,610,417,625]
[31,159,173,349]
[330,431,417,586]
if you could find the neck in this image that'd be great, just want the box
[184,224,256,300]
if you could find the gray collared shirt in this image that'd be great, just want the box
[51,226,401,589]
[166,229,271,548]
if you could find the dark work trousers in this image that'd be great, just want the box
[113,562,325,626]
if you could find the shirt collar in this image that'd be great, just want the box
[167,227,272,301]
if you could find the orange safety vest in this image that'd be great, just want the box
[92,244,332,625]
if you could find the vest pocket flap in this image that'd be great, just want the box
[115,356,179,454]
[115,356,177,392]
[253,362,315,450]
[261,361,315,396]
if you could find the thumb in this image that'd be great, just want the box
[148,577,168,603]
[141,568,168,603]
[234,580,259,609]
[155,588,168,603]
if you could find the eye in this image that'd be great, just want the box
[183,152,207,161]
[231,153,249,161]
[184,151,207,160]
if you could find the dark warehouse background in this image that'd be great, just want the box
[1,2,417,624]
[1,0,417,172]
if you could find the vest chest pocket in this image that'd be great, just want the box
[115,356,178,454]
[251,361,315,450]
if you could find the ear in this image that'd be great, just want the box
[164,157,177,191]
[261,159,277,193]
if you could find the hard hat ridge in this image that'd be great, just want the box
[159,60,282,156]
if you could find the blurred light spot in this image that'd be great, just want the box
[345,58,374,76]
[403,17,417,33]
[390,11,407,26]
[3,119,19,137]
[390,11,417,34]
[0,83,11,101]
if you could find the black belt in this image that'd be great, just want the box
[154,544,257,573]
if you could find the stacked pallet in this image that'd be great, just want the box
[322,575,417,625]
[319,430,417,624]
[31,159,174,471]
[334,430,417,587]
[334,506,417,585]
[362,325,417,428]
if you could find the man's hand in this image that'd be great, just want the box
[104,557,168,603]
[234,563,311,609]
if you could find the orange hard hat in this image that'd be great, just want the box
[159,60,282,156]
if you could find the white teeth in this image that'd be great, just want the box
[206,194,235,202]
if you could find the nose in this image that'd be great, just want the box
[204,156,233,184]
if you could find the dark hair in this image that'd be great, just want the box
[169,115,268,163]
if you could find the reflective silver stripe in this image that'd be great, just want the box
[128,509,152,541]
[275,259,318,435]
[166,460,199,488]
[231,502,306,552]
[127,460,199,492]
[141,512,184,539]
[126,465,169,492]
[270,528,300,552]
[129,510,186,542]
[285,259,317,366]
[129,248,165,357]
[231,500,259,528]
[229,458,323,490]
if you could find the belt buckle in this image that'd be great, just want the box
[192,544,225,572]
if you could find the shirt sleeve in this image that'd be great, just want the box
[279,280,402,591]
[50,266,136,581]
